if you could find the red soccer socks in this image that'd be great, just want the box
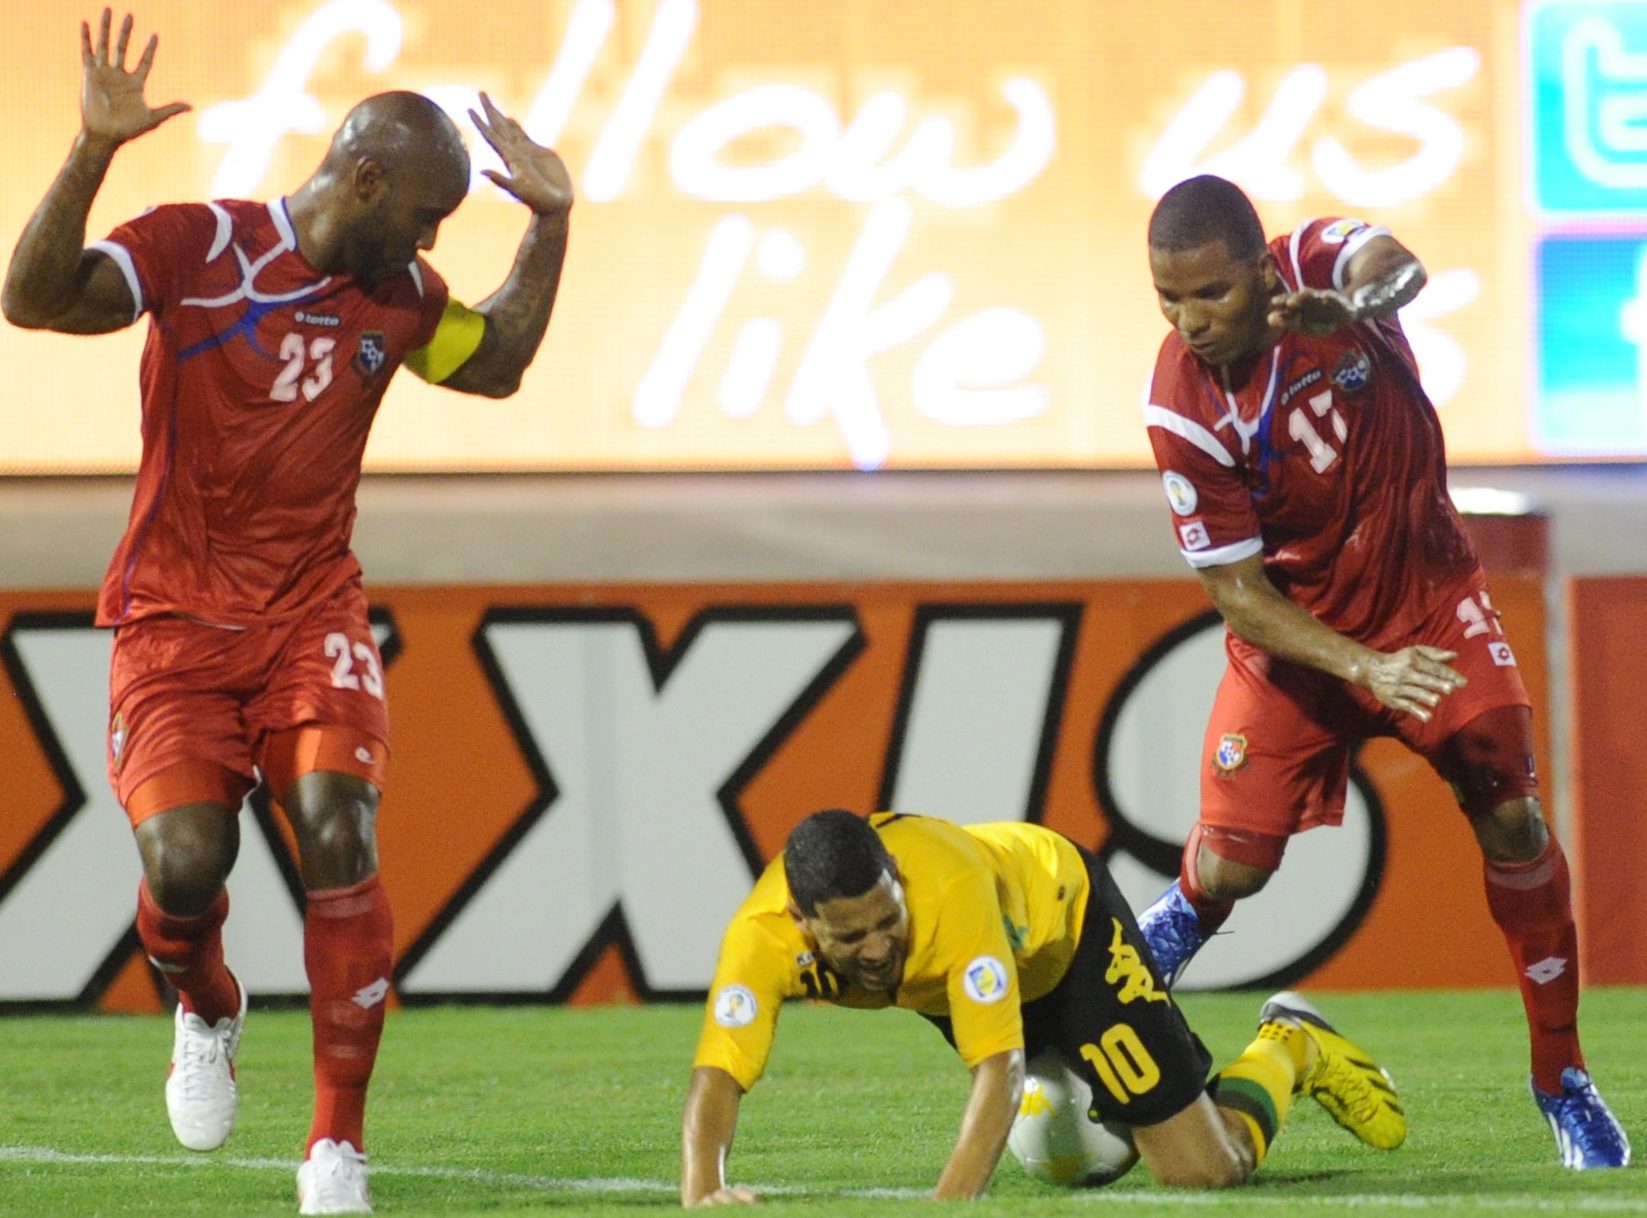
[136,879,241,1025]
[303,874,394,1154]
[1484,837,1583,1093]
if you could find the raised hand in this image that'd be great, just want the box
[1268,286,1358,338]
[80,9,191,147]
[469,92,574,218]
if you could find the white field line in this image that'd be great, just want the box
[1,1145,1644,1211]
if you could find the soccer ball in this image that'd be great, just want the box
[1007,1049,1139,1187]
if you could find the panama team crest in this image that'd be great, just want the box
[353,331,388,381]
[109,711,127,773]
[1331,348,1372,394]
[1212,733,1247,773]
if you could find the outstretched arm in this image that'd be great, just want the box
[933,1048,1024,1200]
[1197,553,1466,722]
[681,1067,759,1208]
[1266,233,1426,339]
[2,9,190,332]
[437,93,574,398]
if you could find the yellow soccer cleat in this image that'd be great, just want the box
[1259,990,1407,1151]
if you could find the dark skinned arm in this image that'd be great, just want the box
[3,9,189,333]
[436,93,572,399]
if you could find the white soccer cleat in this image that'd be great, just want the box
[165,977,247,1152]
[297,1138,373,1215]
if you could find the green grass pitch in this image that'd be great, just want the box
[1,988,1643,1216]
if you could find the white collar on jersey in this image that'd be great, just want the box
[1213,345,1283,459]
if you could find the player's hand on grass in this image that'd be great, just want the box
[79,9,191,149]
[470,92,574,218]
[1361,645,1466,722]
[1269,287,1357,337]
[688,1185,760,1206]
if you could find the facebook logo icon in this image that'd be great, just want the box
[1528,1,1647,216]
[1535,236,1647,454]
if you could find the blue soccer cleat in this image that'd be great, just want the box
[1135,881,1209,987]
[1532,1068,1631,1169]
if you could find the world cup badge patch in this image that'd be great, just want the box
[713,984,758,1028]
[1212,733,1248,774]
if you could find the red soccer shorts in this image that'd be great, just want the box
[108,581,390,826]
[1198,576,1536,842]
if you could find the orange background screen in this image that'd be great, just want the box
[0,1,1530,472]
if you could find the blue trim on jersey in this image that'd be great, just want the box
[176,292,320,364]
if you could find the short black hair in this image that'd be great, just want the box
[783,809,894,918]
[1147,174,1267,262]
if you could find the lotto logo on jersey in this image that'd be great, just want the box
[1212,733,1248,773]
[1489,641,1517,667]
[1177,520,1211,551]
[963,956,1010,1004]
[1331,349,1372,394]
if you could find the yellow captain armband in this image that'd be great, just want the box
[405,297,486,384]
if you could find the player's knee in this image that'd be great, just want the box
[1188,825,1285,902]
[292,805,378,877]
[135,807,237,914]
[1442,706,1539,831]
[283,772,380,884]
[1471,796,1549,864]
[1195,851,1272,902]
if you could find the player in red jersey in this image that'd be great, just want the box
[2,10,573,1213]
[1132,175,1629,1171]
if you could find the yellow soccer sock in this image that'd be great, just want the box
[1212,1021,1307,1166]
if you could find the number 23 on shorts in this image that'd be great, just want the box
[324,631,384,699]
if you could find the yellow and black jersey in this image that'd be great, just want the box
[692,814,1091,1091]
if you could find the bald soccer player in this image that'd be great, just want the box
[3,10,574,1213]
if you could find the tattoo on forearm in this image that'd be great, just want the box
[6,137,115,317]
[474,214,569,374]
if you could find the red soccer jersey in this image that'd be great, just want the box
[90,199,449,627]
[1145,217,1479,649]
